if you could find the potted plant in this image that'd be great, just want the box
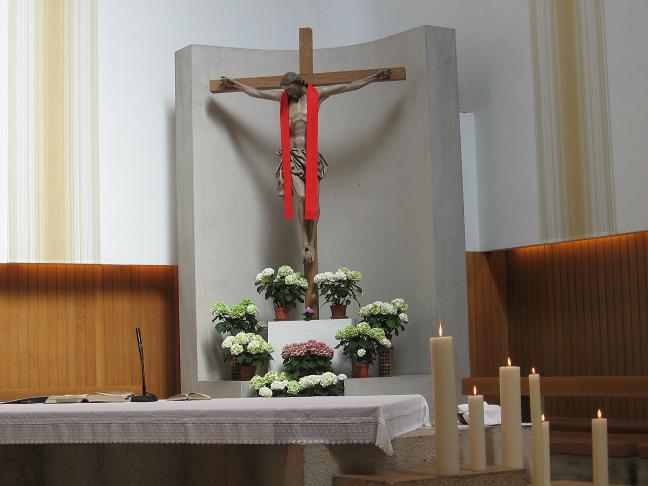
[221,332,274,381]
[335,322,391,378]
[314,267,362,319]
[302,307,315,321]
[281,340,334,380]
[359,299,408,376]
[249,371,347,398]
[210,299,261,334]
[255,266,308,321]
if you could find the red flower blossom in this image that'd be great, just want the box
[281,340,334,359]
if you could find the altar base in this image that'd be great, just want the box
[0,426,532,486]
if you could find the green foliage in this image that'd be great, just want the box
[299,381,344,397]
[283,354,332,380]
[210,298,261,335]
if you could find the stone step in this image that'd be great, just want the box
[333,466,526,486]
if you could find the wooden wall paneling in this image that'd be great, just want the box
[639,234,648,390]
[466,232,648,419]
[0,265,9,388]
[597,237,612,416]
[0,264,179,401]
[130,265,142,386]
[493,252,509,369]
[467,253,477,377]
[8,265,19,388]
[75,265,87,386]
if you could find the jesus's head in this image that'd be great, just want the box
[280,71,306,99]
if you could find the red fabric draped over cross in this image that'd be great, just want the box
[279,84,319,220]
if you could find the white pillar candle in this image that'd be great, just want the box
[429,323,459,476]
[542,414,551,486]
[500,357,523,469]
[529,368,544,485]
[592,409,609,486]
[468,386,486,471]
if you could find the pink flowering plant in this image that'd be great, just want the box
[281,340,334,379]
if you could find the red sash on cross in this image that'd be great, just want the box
[279,84,319,221]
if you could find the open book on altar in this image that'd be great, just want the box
[166,393,211,401]
[45,392,135,404]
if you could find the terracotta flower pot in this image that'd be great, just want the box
[330,304,348,319]
[352,362,369,378]
[238,365,257,381]
[274,306,291,321]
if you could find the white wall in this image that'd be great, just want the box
[604,0,648,235]
[0,0,7,263]
[98,0,540,262]
[461,113,479,251]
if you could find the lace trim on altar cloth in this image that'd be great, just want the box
[0,409,427,455]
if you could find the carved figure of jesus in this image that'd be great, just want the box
[220,69,390,263]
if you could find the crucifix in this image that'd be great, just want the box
[211,28,406,319]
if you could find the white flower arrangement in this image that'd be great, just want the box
[221,332,274,368]
[255,265,308,309]
[250,371,347,397]
[335,322,391,365]
[258,387,272,398]
[358,298,409,338]
[314,267,362,306]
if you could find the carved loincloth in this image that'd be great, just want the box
[275,147,328,197]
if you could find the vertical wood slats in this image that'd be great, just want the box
[0,264,179,401]
[467,232,648,419]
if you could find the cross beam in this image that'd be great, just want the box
[209,27,406,93]
[210,68,407,93]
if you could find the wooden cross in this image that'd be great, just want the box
[210,28,406,319]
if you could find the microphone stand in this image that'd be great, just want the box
[131,327,158,402]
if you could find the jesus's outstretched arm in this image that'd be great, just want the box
[219,77,282,102]
[317,69,391,103]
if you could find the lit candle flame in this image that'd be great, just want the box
[542,413,546,422]
[507,357,512,366]
[597,409,602,419]
[473,386,477,396]
[438,323,443,337]
[532,367,536,374]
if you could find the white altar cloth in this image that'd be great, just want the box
[0,395,429,455]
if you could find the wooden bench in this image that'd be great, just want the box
[461,375,648,458]
[461,376,648,398]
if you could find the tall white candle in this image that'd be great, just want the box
[592,409,609,486]
[542,414,551,486]
[529,368,544,485]
[429,323,459,475]
[468,386,486,471]
[500,357,523,469]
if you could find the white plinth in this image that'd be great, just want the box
[267,319,353,375]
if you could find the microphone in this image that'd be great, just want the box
[131,327,158,402]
